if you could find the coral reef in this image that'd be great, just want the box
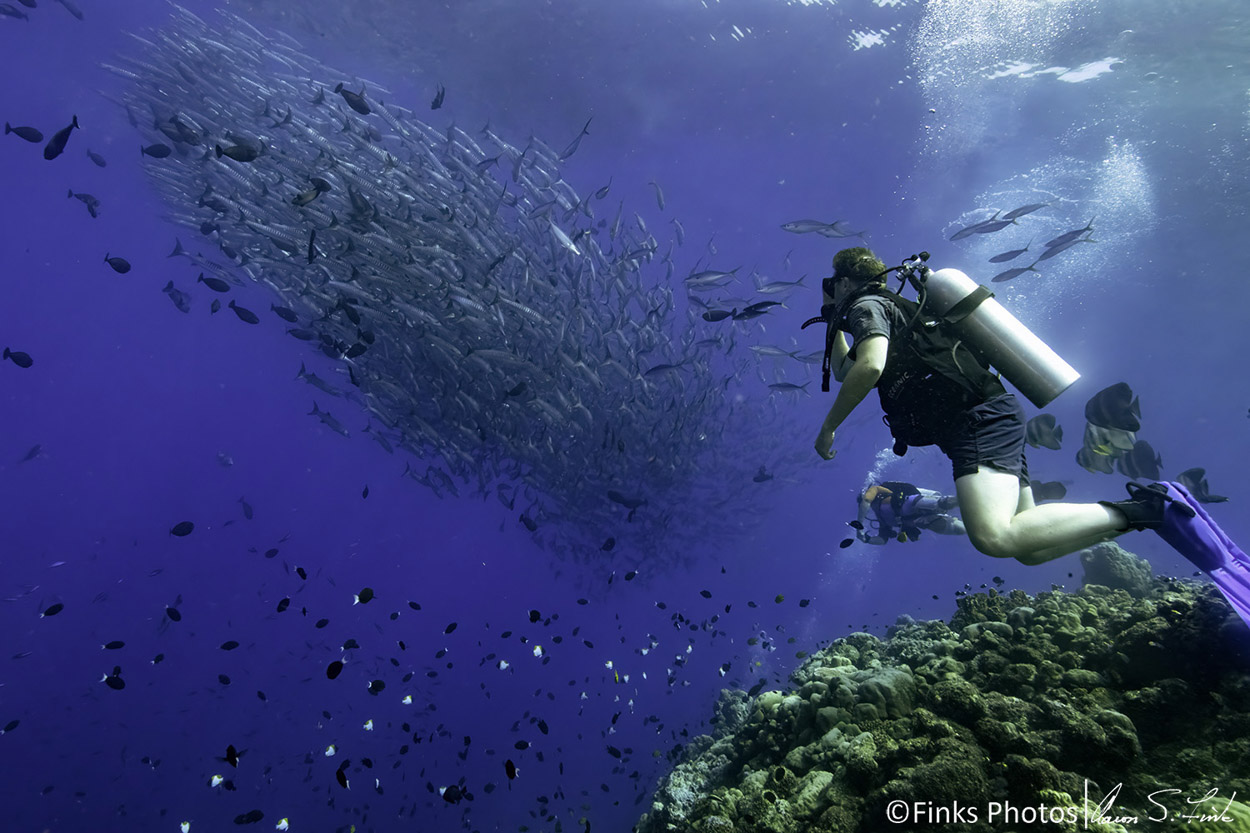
[636,542,1250,833]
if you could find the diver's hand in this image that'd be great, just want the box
[814,428,836,461]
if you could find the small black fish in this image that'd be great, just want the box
[238,497,253,519]
[161,281,191,313]
[169,521,194,536]
[210,299,222,315]
[72,190,104,217]
[140,143,172,158]
[1,719,19,735]
[1025,413,1063,450]
[5,122,43,142]
[103,640,125,650]
[1176,467,1228,503]
[276,597,290,612]
[601,537,615,551]
[42,115,79,160]
[367,679,385,695]
[519,513,538,532]
[270,304,299,322]
[103,671,125,690]
[1085,381,1140,432]
[292,178,332,206]
[40,602,64,617]
[327,660,344,680]
[103,253,131,273]
[333,83,371,115]
[197,273,231,292]
[430,84,446,110]
[624,570,637,581]
[701,309,734,322]
[228,300,259,324]
[295,566,307,580]
[336,300,360,325]
[232,809,264,825]
[18,444,41,463]
[3,347,33,368]
[165,606,182,622]
[505,759,517,779]
[86,148,107,167]
[444,622,457,634]
[354,587,374,605]
[220,640,240,651]
[362,484,369,499]
[215,143,260,162]
[224,744,240,767]
[335,766,349,789]
[1117,439,1162,480]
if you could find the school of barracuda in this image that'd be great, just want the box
[104,6,810,562]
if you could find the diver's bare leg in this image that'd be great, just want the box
[956,468,1125,565]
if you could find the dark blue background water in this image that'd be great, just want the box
[3,1,1248,831]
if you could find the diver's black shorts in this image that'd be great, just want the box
[937,393,1029,484]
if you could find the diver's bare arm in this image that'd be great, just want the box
[820,336,886,434]
[830,331,852,383]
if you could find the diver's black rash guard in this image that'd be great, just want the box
[840,292,1006,450]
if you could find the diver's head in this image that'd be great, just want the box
[823,247,887,304]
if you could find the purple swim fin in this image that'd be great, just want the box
[1154,481,1250,628]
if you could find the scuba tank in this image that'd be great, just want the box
[919,264,1079,408]
[806,252,1080,409]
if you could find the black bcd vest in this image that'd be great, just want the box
[843,290,1004,451]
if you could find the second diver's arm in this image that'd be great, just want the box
[855,495,887,545]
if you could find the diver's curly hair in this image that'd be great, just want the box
[832,247,887,289]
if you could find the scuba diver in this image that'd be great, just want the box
[855,481,965,545]
[807,246,1249,627]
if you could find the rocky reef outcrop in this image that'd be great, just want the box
[636,542,1250,832]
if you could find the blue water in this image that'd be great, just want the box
[2,1,1248,831]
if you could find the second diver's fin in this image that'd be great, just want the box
[1154,480,1250,628]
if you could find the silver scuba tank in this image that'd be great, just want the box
[921,267,1080,408]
